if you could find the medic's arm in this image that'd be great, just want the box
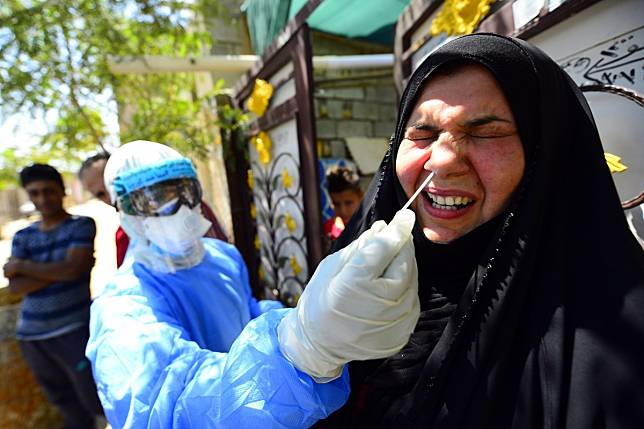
[86,284,348,429]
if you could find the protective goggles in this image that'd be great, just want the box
[117,178,202,217]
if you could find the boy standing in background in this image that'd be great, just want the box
[325,166,364,240]
[3,164,103,429]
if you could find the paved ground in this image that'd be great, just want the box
[0,200,120,297]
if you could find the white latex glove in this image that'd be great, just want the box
[277,209,420,381]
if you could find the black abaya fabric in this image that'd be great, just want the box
[316,33,644,428]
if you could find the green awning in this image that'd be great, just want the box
[289,0,410,46]
[242,0,411,54]
[241,0,292,55]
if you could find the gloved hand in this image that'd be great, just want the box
[277,209,420,381]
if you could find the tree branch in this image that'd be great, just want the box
[60,22,107,153]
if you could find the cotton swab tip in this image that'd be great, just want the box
[402,171,435,210]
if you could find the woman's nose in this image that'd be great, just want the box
[423,134,469,176]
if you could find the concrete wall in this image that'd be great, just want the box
[311,32,397,174]
[0,188,27,223]
[314,78,398,150]
[194,144,234,242]
[313,71,397,183]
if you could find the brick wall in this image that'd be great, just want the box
[313,72,397,161]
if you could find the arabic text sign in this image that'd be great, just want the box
[559,27,644,93]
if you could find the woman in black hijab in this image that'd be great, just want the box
[316,33,644,428]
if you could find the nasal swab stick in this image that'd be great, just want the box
[402,172,435,210]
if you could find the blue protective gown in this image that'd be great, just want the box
[86,238,349,428]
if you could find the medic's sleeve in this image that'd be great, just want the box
[86,288,348,429]
[256,298,284,315]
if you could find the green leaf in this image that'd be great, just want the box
[271,174,280,190]
[0,0,236,169]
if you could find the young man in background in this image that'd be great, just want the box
[4,164,103,429]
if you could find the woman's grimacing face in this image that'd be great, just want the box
[396,64,525,243]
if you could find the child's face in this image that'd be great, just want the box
[330,189,363,225]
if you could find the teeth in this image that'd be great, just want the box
[427,192,473,208]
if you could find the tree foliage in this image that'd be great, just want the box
[0,0,237,187]
[117,73,220,159]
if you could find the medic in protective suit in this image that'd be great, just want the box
[86,140,420,428]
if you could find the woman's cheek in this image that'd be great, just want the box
[471,141,524,214]
[396,145,427,197]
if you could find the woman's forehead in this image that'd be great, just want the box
[406,64,513,126]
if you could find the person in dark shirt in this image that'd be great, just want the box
[79,152,228,267]
[4,163,103,429]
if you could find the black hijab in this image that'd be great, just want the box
[317,33,644,428]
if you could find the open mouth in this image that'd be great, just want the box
[425,191,475,210]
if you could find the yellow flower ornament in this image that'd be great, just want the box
[247,169,254,189]
[284,212,297,233]
[604,152,628,173]
[252,131,272,165]
[281,168,293,189]
[247,79,274,117]
[290,255,302,276]
[431,0,495,36]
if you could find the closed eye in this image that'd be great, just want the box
[407,134,437,142]
[467,128,517,139]
[463,116,516,139]
[405,122,440,143]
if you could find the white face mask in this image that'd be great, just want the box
[142,205,211,255]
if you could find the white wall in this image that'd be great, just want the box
[530,0,643,71]
[528,0,644,244]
